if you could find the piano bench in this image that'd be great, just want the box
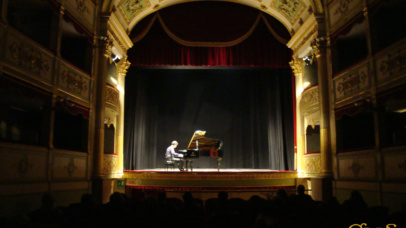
[165,160,176,171]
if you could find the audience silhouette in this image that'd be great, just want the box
[0,188,404,228]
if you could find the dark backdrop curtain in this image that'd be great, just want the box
[124,68,294,170]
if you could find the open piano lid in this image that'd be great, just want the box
[187,130,222,150]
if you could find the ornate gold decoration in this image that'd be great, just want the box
[106,86,119,108]
[61,69,89,96]
[75,0,89,15]
[153,4,160,10]
[118,0,151,24]
[349,158,363,176]
[64,158,78,177]
[17,155,33,177]
[301,86,319,115]
[292,26,318,54]
[311,37,328,58]
[7,42,51,78]
[271,0,306,24]
[335,66,368,98]
[334,0,354,16]
[116,57,131,76]
[103,39,113,60]
[298,18,303,26]
[289,58,304,75]
[304,154,321,173]
[104,155,117,174]
[260,4,268,10]
[377,48,406,82]
[124,171,297,180]
[301,87,319,107]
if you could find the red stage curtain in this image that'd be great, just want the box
[128,2,291,67]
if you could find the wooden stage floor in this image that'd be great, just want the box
[124,169,298,192]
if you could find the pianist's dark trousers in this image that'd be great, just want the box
[170,157,184,171]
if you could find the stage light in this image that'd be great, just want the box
[110,77,118,85]
[303,81,310,89]
[113,55,121,62]
[117,84,124,93]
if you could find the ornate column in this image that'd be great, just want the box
[311,37,333,178]
[93,14,112,177]
[115,57,130,176]
[290,57,306,174]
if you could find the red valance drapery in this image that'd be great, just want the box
[128,2,291,68]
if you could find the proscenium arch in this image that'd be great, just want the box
[102,0,324,37]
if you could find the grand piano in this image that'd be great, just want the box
[178,130,224,171]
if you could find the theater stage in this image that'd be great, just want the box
[124,169,297,192]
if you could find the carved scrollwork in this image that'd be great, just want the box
[301,87,319,115]
[337,71,367,95]
[377,48,406,82]
[103,155,117,174]
[116,57,131,76]
[334,0,354,16]
[61,69,89,97]
[7,41,51,78]
[106,86,119,109]
[311,37,329,58]
[334,64,369,100]
[304,155,321,173]
[75,0,89,15]
[289,58,305,75]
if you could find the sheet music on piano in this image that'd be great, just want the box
[178,130,223,171]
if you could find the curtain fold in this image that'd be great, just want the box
[124,68,294,170]
[128,2,291,67]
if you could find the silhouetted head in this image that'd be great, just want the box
[182,192,193,203]
[109,192,124,206]
[218,191,228,201]
[41,193,54,208]
[297,185,305,195]
[81,193,95,207]
[276,188,288,199]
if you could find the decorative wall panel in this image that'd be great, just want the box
[52,152,87,179]
[375,39,406,86]
[0,145,47,181]
[338,152,377,179]
[271,0,306,25]
[103,154,118,174]
[4,30,53,83]
[327,0,363,33]
[382,147,406,180]
[58,61,91,101]
[118,0,151,24]
[63,0,96,32]
[333,61,370,103]
[304,153,321,174]
[300,86,319,116]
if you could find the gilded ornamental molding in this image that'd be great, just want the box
[333,61,369,102]
[289,57,305,75]
[59,65,90,99]
[5,31,53,82]
[304,154,321,174]
[116,57,131,76]
[104,154,118,174]
[375,40,406,85]
[124,171,297,181]
[106,85,120,110]
[300,86,319,116]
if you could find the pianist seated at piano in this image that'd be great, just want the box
[165,140,184,171]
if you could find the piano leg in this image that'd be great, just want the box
[217,158,222,171]
[190,160,193,172]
